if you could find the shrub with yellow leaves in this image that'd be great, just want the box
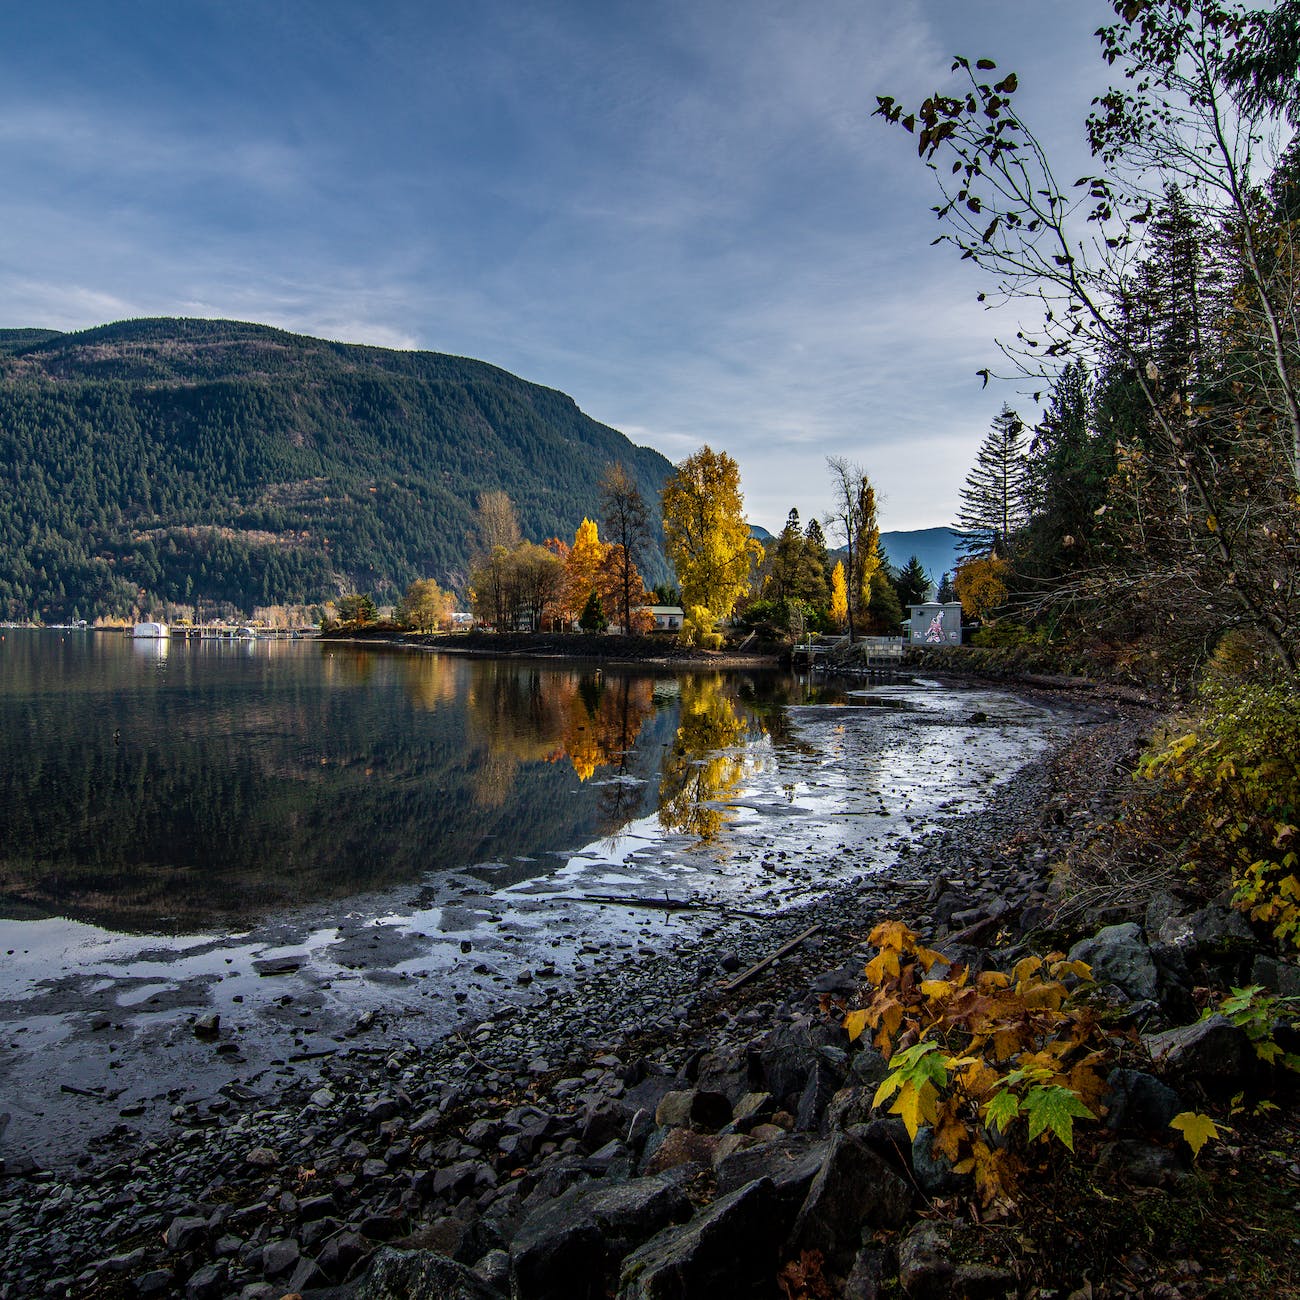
[843,920,1118,1210]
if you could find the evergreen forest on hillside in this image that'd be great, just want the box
[0,318,673,622]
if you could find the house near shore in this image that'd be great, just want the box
[640,605,684,632]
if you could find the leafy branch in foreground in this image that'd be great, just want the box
[1138,679,1300,949]
[844,920,1114,1209]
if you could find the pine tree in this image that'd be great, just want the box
[1021,362,1113,582]
[765,508,830,608]
[895,555,932,608]
[955,406,1028,561]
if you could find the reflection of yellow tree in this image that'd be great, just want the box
[658,675,754,845]
[557,675,655,781]
[463,666,655,805]
[399,654,460,712]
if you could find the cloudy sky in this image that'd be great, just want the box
[1,1,1117,532]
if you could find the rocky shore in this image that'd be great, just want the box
[3,690,1297,1299]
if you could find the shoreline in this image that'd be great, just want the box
[0,676,1071,1171]
[318,627,785,670]
[0,683,1134,1297]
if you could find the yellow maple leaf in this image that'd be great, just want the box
[915,944,947,971]
[1170,1110,1221,1158]
[992,1027,1023,1061]
[869,919,915,951]
[920,978,955,1001]
[844,1009,871,1043]
[1012,955,1043,983]
[865,948,901,984]
[1019,979,1066,1011]
[956,1058,1001,1101]
[890,1079,939,1138]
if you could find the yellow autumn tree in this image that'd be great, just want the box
[954,555,1009,621]
[563,518,608,625]
[658,675,751,843]
[830,560,848,629]
[661,446,763,644]
[397,577,453,633]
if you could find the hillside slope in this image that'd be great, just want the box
[0,319,673,621]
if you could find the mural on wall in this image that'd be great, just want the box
[908,601,963,646]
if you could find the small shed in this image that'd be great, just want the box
[906,601,963,646]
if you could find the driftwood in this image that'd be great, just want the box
[718,923,823,992]
[562,893,772,920]
[60,1084,122,1101]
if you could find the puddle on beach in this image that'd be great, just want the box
[0,669,1078,1163]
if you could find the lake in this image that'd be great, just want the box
[0,628,1073,1161]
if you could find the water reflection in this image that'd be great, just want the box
[0,632,778,933]
[658,675,766,845]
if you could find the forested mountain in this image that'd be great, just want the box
[0,318,673,622]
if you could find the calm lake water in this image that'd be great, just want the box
[0,629,803,933]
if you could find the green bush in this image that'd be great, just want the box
[1140,680,1300,949]
[971,621,1039,649]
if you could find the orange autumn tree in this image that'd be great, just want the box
[597,544,652,633]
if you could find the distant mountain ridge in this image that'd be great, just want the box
[0,318,674,622]
[879,528,962,585]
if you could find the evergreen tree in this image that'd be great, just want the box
[955,406,1028,561]
[895,555,932,608]
[1021,362,1113,583]
[865,567,904,635]
[765,507,830,609]
[579,590,608,633]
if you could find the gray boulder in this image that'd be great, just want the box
[1144,1014,1251,1093]
[1103,1069,1181,1133]
[693,1044,755,1104]
[510,1173,693,1300]
[1251,953,1300,998]
[714,1133,827,1222]
[358,1247,504,1299]
[1069,922,1159,1001]
[788,1131,911,1269]
[896,1221,953,1299]
[756,1019,840,1111]
[618,1178,781,1300]
[1156,903,1254,951]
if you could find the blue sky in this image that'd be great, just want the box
[0,1,1114,532]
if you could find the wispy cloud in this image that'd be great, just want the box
[0,0,1114,530]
